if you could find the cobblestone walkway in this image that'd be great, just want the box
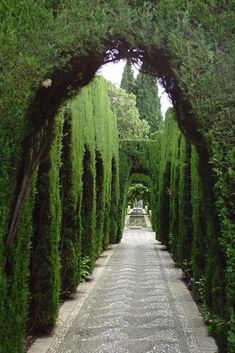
[46,225,217,353]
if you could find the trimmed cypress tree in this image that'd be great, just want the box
[29,113,63,333]
[135,70,162,133]
[60,108,81,295]
[120,61,136,94]
[109,158,119,244]
[81,147,96,269]
[177,138,192,265]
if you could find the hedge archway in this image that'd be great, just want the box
[3,2,233,265]
[0,3,234,352]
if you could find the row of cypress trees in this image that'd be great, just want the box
[0,77,120,353]
[119,65,231,352]
[118,108,233,352]
[156,110,228,351]
[0,74,233,353]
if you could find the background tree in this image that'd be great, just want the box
[127,183,150,207]
[120,61,136,94]
[135,69,163,133]
[108,82,150,139]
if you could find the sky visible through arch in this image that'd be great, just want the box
[98,60,173,117]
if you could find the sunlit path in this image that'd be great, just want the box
[30,219,217,353]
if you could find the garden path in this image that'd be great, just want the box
[29,219,218,353]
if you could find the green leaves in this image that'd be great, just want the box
[108,82,150,139]
[120,61,136,94]
[127,183,150,206]
[80,256,91,282]
[135,69,163,134]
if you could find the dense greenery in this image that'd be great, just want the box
[156,109,229,351]
[135,69,163,133]
[120,61,136,94]
[0,76,119,351]
[0,1,234,352]
[118,138,160,235]
[119,106,233,352]
[120,62,163,135]
[29,113,63,333]
[127,183,150,208]
[107,82,150,139]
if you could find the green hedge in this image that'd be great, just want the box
[60,76,119,287]
[0,77,119,352]
[60,108,80,296]
[109,158,119,244]
[118,138,160,236]
[157,110,231,352]
[0,176,37,352]
[28,113,63,333]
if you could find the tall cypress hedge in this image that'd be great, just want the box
[0,177,37,352]
[178,138,192,265]
[156,109,231,352]
[29,113,63,333]
[135,70,162,133]
[60,108,81,296]
[0,76,119,353]
[95,151,106,254]
[109,158,119,244]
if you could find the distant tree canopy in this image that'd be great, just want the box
[127,183,150,207]
[120,61,136,95]
[120,62,163,134]
[135,70,163,133]
[108,82,150,139]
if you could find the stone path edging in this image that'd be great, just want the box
[28,245,118,353]
[28,222,218,353]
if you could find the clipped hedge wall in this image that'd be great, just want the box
[60,107,80,296]
[157,109,232,352]
[60,75,119,315]
[0,177,37,353]
[0,76,119,352]
[28,113,63,333]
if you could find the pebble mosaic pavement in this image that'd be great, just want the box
[46,223,218,353]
